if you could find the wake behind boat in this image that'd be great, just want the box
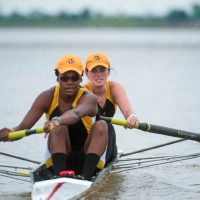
[31,152,122,200]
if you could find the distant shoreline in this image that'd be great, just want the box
[1,16,200,29]
[0,21,200,29]
[1,4,200,28]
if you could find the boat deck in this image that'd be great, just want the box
[31,153,121,200]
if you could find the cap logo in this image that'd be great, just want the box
[67,58,75,64]
[93,55,101,61]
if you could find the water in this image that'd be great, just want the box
[0,27,200,200]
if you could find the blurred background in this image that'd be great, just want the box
[0,0,200,27]
[0,1,200,200]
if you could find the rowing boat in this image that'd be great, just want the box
[2,117,200,199]
[31,151,122,200]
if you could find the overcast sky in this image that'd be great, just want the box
[1,0,200,16]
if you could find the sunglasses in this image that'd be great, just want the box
[91,68,107,73]
[59,75,81,82]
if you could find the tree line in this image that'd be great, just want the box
[0,4,200,27]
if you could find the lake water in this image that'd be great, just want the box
[0,27,200,200]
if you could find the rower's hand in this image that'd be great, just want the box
[44,119,60,134]
[0,128,12,142]
[126,114,139,129]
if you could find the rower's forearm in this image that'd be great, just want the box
[59,110,81,126]
[56,104,96,126]
[121,108,134,119]
[12,125,24,132]
[12,122,35,132]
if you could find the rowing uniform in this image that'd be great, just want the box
[46,85,92,150]
[45,85,107,173]
[84,80,118,163]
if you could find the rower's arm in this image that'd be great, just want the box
[0,89,53,142]
[110,81,135,119]
[12,90,53,131]
[110,81,139,128]
[55,92,97,126]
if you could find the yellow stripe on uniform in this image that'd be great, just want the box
[45,157,53,168]
[97,159,105,169]
[106,81,117,111]
[46,85,59,120]
[72,87,93,134]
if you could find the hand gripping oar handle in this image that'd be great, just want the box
[8,128,44,140]
[100,116,200,142]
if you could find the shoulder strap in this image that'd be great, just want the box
[84,82,93,92]
[46,85,59,120]
[106,81,117,110]
[72,87,86,108]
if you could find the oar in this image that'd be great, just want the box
[8,127,44,140]
[0,152,40,164]
[121,138,186,157]
[100,116,200,142]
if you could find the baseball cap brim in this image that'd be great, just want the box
[57,67,83,75]
[87,62,109,71]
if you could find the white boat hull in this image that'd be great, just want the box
[32,177,92,200]
[31,151,122,199]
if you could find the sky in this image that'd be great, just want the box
[0,0,200,16]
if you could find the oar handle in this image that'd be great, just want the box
[100,116,128,126]
[8,127,44,140]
